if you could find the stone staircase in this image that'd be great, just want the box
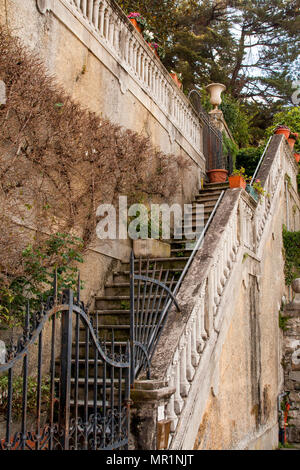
[62,182,228,411]
[93,182,228,351]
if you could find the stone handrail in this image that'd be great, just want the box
[44,0,202,155]
[147,135,299,448]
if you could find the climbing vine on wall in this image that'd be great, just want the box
[0,25,190,325]
[282,226,300,286]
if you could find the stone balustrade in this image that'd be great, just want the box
[147,135,300,449]
[51,0,202,154]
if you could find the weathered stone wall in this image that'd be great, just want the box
[282,300,300,443]
[0,0,205,304]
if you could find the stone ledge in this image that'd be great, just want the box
[131,386,176,403]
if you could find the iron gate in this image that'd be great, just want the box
[0,279,130,450]
[130,253,180,382]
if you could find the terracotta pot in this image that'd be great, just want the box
[274,127,290,139]
[207,169,228,183]
[287,138,296,149]
[129,18,142,33]
[148,43,158,57]
[228,175,246,189]
[170,73,182,89]
[294,153,300,163]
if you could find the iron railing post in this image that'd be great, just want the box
[59,289,73,450]
[130,251,135,385]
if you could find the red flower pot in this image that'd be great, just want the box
[207,169,228,183]
[170,73,182,89]
[287,138,296,149]
[294,153,300,163]
[228,175,247,189]
[129,18,142,33]
[148,43,158,57]
[274,127,290,139]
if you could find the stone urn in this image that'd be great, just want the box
[206,83,226,110]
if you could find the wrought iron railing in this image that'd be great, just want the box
[0,275,130,450]
[188,89,224,171]
[130,190,226,381]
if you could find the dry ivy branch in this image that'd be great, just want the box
[0,26,189,286]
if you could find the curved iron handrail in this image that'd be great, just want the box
[1,294,129,373]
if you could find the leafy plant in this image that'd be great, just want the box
[279,312,290,331]
[222,133,239,170]
[267,107,300,152]
[127,12,148,29]
[252,179,266,197]
[0,233,84,328]
[282,226,300,286]
[231,167,248,179]
[0,375,50,418]
[236,147,264,178]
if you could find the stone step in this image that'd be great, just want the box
[203,182,229,189]
[104,280,177,296]
[113,267,184,283]
[96,294,168,311]
[120,257,189,272]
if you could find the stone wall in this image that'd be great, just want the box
[0,0,207,304]
[282,296,300,443]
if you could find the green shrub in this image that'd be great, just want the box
[236,146,264,178]
[282,226,300,286]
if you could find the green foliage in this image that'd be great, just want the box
[222,133,239,170]
[220,95,251,147]
[0,233,84,328]
[279,312,290,332]
[0,375,50,418]
[282,226,300,286]
[236,147,264,178]
[266,107,300,152]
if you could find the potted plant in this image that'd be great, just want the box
[246,179,266,202]
[228,167,247,189]
[287,132,298,150]
[131,210,171,258]
[207,169,228,184]
[169,70,183,89]
[274,125,291,139]
[127,12,147,33]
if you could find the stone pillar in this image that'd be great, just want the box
[130,380,175,450]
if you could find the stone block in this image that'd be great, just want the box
[133,239,171,259]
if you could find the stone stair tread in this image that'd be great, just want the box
[131,256,190,263]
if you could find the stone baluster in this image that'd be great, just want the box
[109,15,115,46]
[132,43,137,74]
[99,1,106,37]
[104,8,109,40]
[191,313,200,366]
[166,366,178,431]
[81,0,87,17]
[173,350,184,414]
[186,325,194,381]
[136,47,141,76]
[113,19,120,51]
[93,0,100,29]
[144,57,149,88]
[179,340,190,397]
[87,0,93,22]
